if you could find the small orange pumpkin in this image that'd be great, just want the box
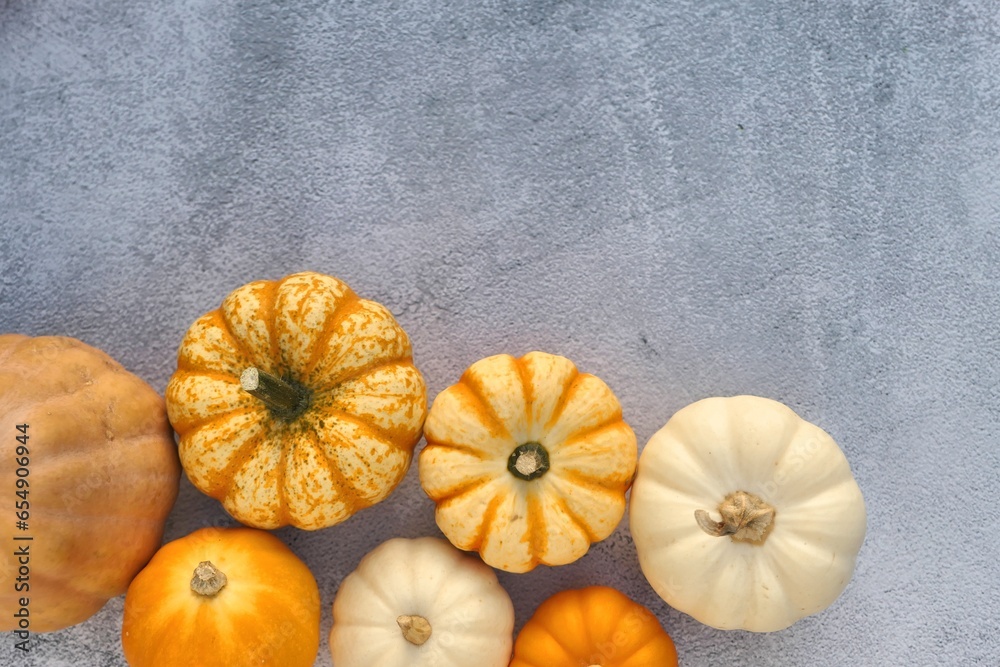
[165,272,427,530]
[510,586,678,667]
[121,526,320,667]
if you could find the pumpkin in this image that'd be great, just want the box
[629,395,867,632]
[510,586,678,667]
[418,351,637,573]
[121,526,320,667]
[330,536,514,667]
[0,334,180,633]
[165,271,427,530]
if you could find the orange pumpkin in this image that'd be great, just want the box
[510,586,678,667]
[419,352,637,573]
[0,334,180,632]
[165,272,427,530]
[121,526,320,667]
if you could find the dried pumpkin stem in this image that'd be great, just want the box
[507,442,550,481]
[397,614,432,646]
[240,367,310,420]
[190,561,228,597]
[695,491,776,545]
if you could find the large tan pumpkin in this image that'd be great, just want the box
[0,334,181,632]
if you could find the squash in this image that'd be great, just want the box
[121,526,320,667]
[329,536,514,667]
[510,586,678,667]
[0,334,180,632]
[629,395,867,632]
[165,271,427,530]
[418,351,637,573]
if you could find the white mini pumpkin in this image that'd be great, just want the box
[330,537,515,667]
[629,395,867,632]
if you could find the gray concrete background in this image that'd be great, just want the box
[2,0,999,665]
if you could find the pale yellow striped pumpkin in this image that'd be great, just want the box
[165,272,426,530]
[418,352,637,573]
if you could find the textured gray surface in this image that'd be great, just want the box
[2,0,999,665]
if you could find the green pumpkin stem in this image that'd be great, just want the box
[240,367,311,420]
[507,442,550,481]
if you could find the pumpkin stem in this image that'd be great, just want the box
[695,491,776,545]
[240,367,311,420]
[397,614,432,646]
[507,442,550,481]
[190,561,228,597]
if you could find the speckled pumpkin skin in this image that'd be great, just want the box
[165,272,427,530]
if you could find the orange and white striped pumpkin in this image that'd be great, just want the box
[166,272,426,530]
[418,351,637,572]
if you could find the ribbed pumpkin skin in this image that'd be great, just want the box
[122,527,320,667]
[418,351,637,573]
[330,537,515,667]
[629,396,867,632]
[166,272,427,530]
[510,586,678,667]
[0,334,180,632]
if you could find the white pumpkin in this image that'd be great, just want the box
[629,395,867,632]
[330,537,515,667]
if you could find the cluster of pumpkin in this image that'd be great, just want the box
[0,271,867,667]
